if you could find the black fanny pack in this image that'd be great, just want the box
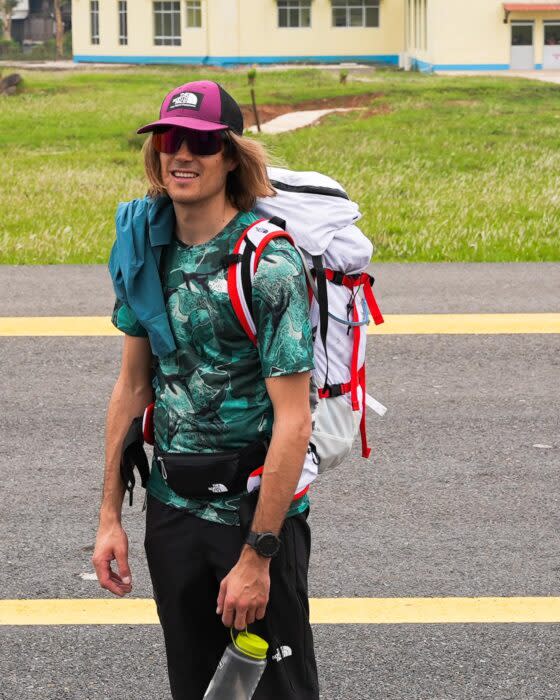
[154,439,268,499]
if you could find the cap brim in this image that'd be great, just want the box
[137,116,229,134]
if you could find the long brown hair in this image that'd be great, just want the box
[142,130,275,211]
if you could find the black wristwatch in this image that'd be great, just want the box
[245,531,281,558]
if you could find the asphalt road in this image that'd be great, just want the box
[1,263,559,700]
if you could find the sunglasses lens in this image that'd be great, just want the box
[190,130,224,156]
[152,129,179,154]
[152,127,223,156]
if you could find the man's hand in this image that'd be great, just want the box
[93,335,152,598]
[92,521,132,597]
[216,547,271,630]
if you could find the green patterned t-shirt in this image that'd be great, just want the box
[112,209,314,525]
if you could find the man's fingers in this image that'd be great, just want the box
[93,555,131,596]
[115,548,131,586]
[221,599,236,628]
[233,606,248,632]
[255,604,267,621]
[104,577,128,597]
[93,556,112,587]
[98,564,128,596]
[109,571,132,591]
[246,610,256,626]
[216,578,227,615]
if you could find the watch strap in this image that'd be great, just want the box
[245,531,259,548]
[245,531,281,558]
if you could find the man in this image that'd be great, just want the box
[92,80,320,699]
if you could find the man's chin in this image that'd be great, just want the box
[167,188,202,205]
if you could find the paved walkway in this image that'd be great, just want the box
[0,59,376,72]
[248,107,360,134]
[436,69,560,85]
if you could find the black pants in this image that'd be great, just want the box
[144,493,320,700]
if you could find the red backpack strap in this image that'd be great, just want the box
[324,269,384,326]
[226,218,295,345]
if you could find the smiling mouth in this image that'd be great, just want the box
[171,170,199,180]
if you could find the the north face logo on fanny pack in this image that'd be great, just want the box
[208,483,228,493]
[168,91,203,111]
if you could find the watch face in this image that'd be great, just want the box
[257,533,281,557]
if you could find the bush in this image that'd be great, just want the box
[27,33,73,59]
[0,39,20,59]
[0,32,73,61]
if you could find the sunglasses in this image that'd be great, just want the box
[152,126,225,156]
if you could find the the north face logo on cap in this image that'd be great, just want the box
[168,91,203,112]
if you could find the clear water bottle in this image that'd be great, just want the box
[203,629,268,700]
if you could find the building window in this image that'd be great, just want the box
[332,0,379,28]
[154,1,181,46]
[278,1,311,28]
[118,1,128,45]
[90,0,100,45]
[185,0,202,28]
[545,22,560,45]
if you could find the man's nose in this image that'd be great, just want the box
[175,138,193,158]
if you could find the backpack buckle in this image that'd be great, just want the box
[221,253,242,269]
[330,271,345,286]
[325,383,343,398]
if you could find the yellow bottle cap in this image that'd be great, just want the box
[233,630,269,660]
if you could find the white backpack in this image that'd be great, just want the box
[227,167,387,498]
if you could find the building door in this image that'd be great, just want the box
[511,22,534,70]
[544,23,560,70]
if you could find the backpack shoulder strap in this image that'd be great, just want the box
[226,218,295,346]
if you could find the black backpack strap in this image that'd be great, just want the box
[221,253,242,268]
[268,215,287,230]
[241,238,257,317]
[311,254,330,389]
[120,416,150,506]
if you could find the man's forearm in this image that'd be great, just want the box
[248,417,311,537]
[100,378,153,524]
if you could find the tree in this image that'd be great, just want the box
[53,0,63,59]
[0,0,19,42]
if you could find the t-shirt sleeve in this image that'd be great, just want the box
[251,238,315,378]
[111,298,149,338]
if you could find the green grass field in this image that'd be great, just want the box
[1,66,559,263]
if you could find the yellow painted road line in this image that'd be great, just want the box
[2,597,560,626]
[0,316,119,336]
[0,314,559,337]
[367,313,560,335]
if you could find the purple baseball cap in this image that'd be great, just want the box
[137,80,244,136]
